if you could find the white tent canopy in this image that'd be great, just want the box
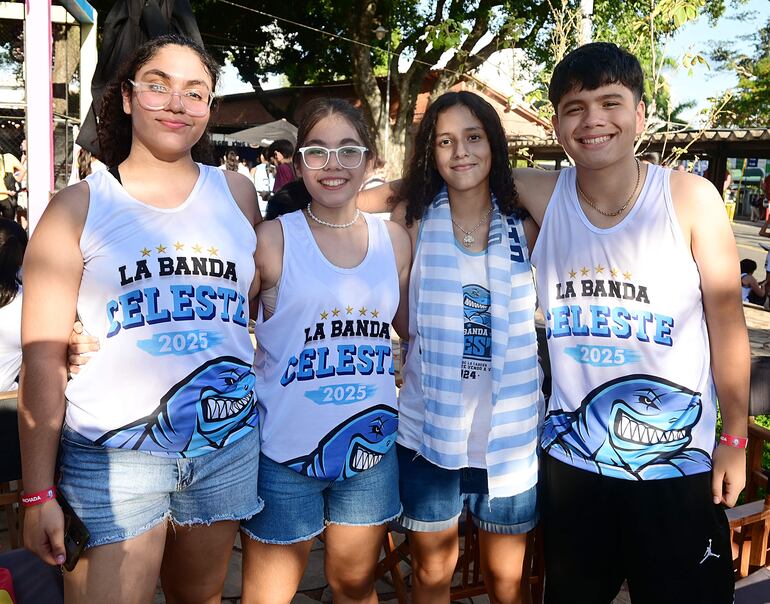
[224,119,298,146]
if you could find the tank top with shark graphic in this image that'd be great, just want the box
[255,210,399,481]
[64,165,258,458]
[531,165,716,480]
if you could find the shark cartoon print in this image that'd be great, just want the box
[542,374,710,479]
[286,404,398,481]
[96,356,257,457]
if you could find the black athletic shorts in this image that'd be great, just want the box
[542,455,734,604]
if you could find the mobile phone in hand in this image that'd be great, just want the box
[56,491,90,571]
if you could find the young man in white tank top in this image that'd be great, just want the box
[511,43,748,603]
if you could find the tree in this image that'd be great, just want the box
[709,17,770,127]
[88,0,552,176]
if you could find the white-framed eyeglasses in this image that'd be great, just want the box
[127,79,214,117]
[298,146,368,170]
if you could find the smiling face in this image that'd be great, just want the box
[433,104,492,197]
[122,44,213,161]
[296,113,371,209]
[552,83,645,171]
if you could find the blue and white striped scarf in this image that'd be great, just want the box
[417,186,542,499]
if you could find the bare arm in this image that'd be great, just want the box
[384,219,412,340]
[512,168,559,227]
[357,180,400,214]
[19,182,88,564]
[672,171,749,506]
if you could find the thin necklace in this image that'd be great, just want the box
[576,159,641,218]
[451,205,494,248]
[306,202,360,229]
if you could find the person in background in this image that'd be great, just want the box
[238,157,251,178]
[0,218,26,391]
[0,150,21,221]
[251,146,274,215]
[268,139,296,193]
[740,258,767,306]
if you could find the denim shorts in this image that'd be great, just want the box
[240,446,401,545]
[57,424,263,548]
[397,444,538,535]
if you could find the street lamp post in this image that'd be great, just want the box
[373,25,391,159]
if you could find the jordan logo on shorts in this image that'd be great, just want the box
[699,538,720,564]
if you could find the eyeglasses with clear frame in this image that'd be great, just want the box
[127,79,214,117]
[297,146,369,170]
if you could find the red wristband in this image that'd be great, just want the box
[719,433,748,449]
[20,486,57,507]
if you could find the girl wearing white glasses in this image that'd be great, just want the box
[19,36,262,603]
[238,97,410,603]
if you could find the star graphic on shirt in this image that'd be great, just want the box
[331,308,340,317]
[320,311,329,320]
[192,244,203,253]
[610,268,618,278]
[346,305,354,315]
[140,247,151,257]
[371,309,379,318]
[580,266,590,276]
[359,306,367,316]
[569,269,577,279]
[595,264,605,274]
[208,246,219,256]
[156,244,167,254]
[174,241,184,251]
[623,271,632,280]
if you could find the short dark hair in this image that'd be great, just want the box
[741,258,758,275]
[397,91,518,227]
[549,42,644,112]
[268,139,295,160]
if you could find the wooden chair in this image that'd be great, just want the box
[0,389,22,550]
[727,357,770,577]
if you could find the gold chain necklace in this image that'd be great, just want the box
[576,159,641,218]
[451,205,494,247]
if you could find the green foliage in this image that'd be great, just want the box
[710,17,770,127]
[756,415,770,469]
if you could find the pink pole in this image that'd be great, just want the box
[25,0,54,234]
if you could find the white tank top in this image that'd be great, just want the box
[255,210,399,481]
[741,274,751,302]
[65,165,258,457]
[398,237,493,468]
[531,165,716,480]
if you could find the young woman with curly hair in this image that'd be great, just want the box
[386,91,541,603]
[19,35,263,603]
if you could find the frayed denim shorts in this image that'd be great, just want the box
[396,444,538,535]
[240,446,401,545]
[57,424,263,548]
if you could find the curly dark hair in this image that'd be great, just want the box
[398,91,518,227]
[96,35,220,168]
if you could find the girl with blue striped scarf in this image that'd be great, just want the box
[388,91,542,603]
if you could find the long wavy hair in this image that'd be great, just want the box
[0,218,26,308]
[398,91,519,227]
[96,34,220,168]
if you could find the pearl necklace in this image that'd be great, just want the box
[451,205,494,247]
[576,159,641,218]
[306,202,360,229]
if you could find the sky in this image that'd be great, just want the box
[665,0,769,124]
[218,0,770,125]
